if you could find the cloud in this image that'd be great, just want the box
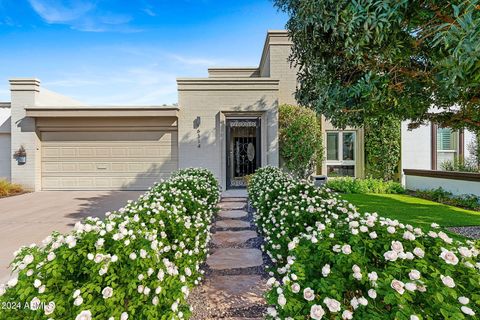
[142,7,156,17]
[27,0,136,32]
[168,54,219,67]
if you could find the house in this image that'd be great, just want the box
[0,30,474,191]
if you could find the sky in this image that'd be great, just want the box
[0,0,288,105]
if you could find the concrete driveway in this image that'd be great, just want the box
[0,190,143,283]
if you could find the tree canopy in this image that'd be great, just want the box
[274,0,480,130]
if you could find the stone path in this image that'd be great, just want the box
[189,196,267,319]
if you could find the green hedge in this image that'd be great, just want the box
[326,177,405,194]
[249,167,480,319]
[0,168,219,320]
[279,104,323,178]
[412,188,480,211]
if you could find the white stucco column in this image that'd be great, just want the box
[10,79,41,191]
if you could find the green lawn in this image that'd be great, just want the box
[341,193,480,229]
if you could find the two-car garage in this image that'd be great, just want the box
[27,108,179,191]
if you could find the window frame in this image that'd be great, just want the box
[325,130,357,177]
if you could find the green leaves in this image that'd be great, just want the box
[276,0,480,131]
[279,104,323,178]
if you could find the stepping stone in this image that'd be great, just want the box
[195,275,267,310]
[207,248,263,270]
[221,197,247,202]
[216,219,250,229]
[219,210,248,219]
[219,202,246,210]
[212,230,258,246]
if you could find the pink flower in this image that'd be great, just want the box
[323,297,341,312]
[310,304,325,319]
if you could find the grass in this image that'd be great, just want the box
[0,179,24,198]
[341,193,480,229]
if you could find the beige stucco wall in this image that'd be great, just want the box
[177,78,279,190]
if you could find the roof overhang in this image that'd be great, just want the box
[25,106,179,118]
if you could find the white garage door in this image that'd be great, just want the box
[41,131,178,190]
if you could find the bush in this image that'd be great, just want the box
[412,188,480,211]
[364,116,401,181]
[0,179,23,197]
[326,177,405,194]
[440,159,480,173]
[249,167,480,319]
[279,104,323,178]
[0,168,220,320]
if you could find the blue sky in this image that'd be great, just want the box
[0,0,287,104]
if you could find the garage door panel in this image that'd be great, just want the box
[42,130,178,190]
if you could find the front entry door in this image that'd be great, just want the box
[226,118,261,189]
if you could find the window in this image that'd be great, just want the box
[325,131,356,177]
[436,127,459,169]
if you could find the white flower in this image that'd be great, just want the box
[267,307,277,317]
[171,301,178,312]
[23,255,34,265]
[368,289,377,299]
[458,247,472,258]
[358,297,368,306]
[323,297,341,312]
[121,312,129,320]
[368,271,378,281]
[410,316,420,320]
[111,255,118,262]
[7,277,18,288]
[30,297,41,310]
[38,285,45,293]
[440,250,459,265]
[387,226,396,234]
[303,287,315,301]
[310,304,325,320]
[34,279,42,288]
[342,244,352,255]
[102,286,113,299]
[291,283,300,293]
[352,265,361,273]
[459,297,470,305]
[74,296,84,306]
[278,294,286,307]
[384,250,398,261]
[369,231,377,239]
[413,247,425,258]
[342,310,353,319]
[152,296,159,305]
[129,252,137,260]
[44,301,55,315]
[391,279,405,294]
[440,275,455,288]
[73,289,81,298]
[409,270,421,280]
[47,252,56,261]
[391,241,404,253]
[322,264,330,277]
[75,310,92,320]
[405,282,416,292]
[461,306,476,316]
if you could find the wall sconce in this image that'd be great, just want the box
[193,116,201,129]
[14,146,27,165]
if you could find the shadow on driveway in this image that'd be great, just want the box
[0,190,143,283]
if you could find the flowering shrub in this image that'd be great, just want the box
[0,168,219,320]
[249,167,480,319]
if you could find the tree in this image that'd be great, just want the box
[279,104,323,178]
[274,0,480,131]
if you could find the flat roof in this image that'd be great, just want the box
[25,106,179,118]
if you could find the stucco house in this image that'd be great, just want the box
[0,30,476,191]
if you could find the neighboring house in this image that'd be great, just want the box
[0,30,474,191]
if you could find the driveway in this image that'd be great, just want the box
[0,191,143,283]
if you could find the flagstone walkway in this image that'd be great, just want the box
[189,196,267,319]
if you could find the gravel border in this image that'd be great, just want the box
[447,226,480,239]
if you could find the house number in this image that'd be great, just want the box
[197,129,201,148]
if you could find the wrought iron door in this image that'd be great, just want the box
[226,118,261,189]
